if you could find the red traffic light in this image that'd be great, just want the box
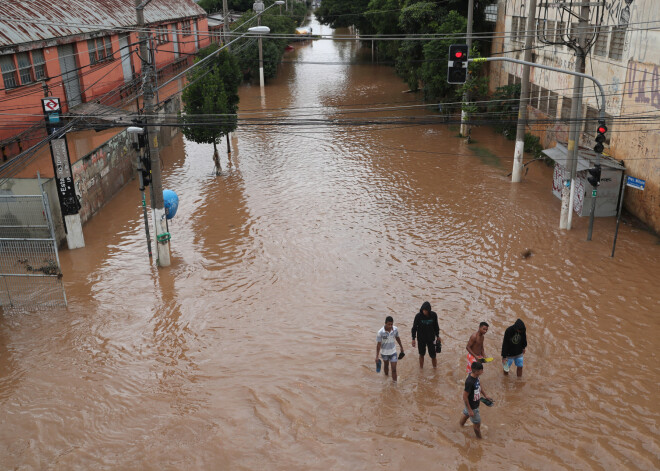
[597,125,607,134]
[454,51,464,59]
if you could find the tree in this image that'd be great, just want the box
[181,45,242,174]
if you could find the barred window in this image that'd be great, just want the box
[530,84,539,109]
[157,25,170,44]
[609,26,626,60]
[88,37,113,64]
[545,20,556,42]
[16,52,34,85]
[518,16,526,41]
[0,55,18,89]
[182,20,192,36]
[594,26,608,56]
[561,96,573,121]
[32,49,46,80]
[511,17,519,42]
[556,22,566,42]
[548,91,559,118]
[539,88,549,114]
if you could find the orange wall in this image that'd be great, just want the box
[0,17,208,149]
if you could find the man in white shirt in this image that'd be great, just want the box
[376,316,405,382]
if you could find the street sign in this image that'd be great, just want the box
[626,176,646,190]
[42,97,61,112]
[592,190,597,197]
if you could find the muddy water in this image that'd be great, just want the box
[2,16,660,470]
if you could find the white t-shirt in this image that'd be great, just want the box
[377,326,399,356]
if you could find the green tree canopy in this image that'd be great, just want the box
[181,45,242,148]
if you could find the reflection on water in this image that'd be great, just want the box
[1,14,659,470]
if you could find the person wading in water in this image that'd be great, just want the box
[411,301,441,368]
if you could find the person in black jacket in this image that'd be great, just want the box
[501,319,527,377]
[411,301,441,368]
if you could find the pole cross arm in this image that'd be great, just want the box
[470,57,606,120]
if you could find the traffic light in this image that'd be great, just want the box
[594,122,607,153]
[447,44,469,84]
[587,164,601,187]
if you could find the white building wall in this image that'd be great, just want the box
[491,0,660,233]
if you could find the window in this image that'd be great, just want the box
[539,88,549,114]
[508,73,515,86]
[182,20,192,36]
[585,108,611,144]
[32,49,46,80]
[511,16,519,42]
[561,96,572,121]
[545,20,556,42]
[517,16,526,42]
[609,26,626,60]
[556,22,565,42]
[594,26,608,56]
[157,25,170,44]
[16,53,34,85]
[0,55,18,89]
[1,49,48,89]
[530,84,539,109]
[88,36,113,64]
[548,91,559,118]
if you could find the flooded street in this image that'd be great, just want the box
[2,16,660,470]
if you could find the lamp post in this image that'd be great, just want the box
[252,1,283,92]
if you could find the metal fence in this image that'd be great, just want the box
[0,192,67,309]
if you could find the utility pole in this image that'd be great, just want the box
[136,0,171,267]
[222,0,230,50]
[562,2,591,230]
[459,0,474,139]
[254,1,266,92]
[511,0,537,183]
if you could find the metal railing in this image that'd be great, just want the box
[0,191,67,310]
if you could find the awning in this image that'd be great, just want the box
[542,142,625,171]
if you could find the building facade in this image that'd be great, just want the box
[489,0,660,233]
[0,0,210,163]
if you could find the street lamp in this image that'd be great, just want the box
[248,23,271,92]
[251,1,284,92]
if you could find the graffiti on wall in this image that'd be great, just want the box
[625,61,660,110]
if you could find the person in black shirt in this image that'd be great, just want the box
[501,318,527,377]
[411,301,441,368]
[459,362,492,439]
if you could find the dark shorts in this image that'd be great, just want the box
[417,339,436,358]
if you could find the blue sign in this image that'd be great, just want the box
[626,176,646,190]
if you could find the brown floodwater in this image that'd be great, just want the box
[2,16,659,470]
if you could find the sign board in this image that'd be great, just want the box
[626,176,645,190]
[49,138,80,216]
[42,97,61,112]
[592,190,597,197]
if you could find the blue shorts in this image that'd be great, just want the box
[462,407,481,424]
[505,355,524,368]
[381,352,397,363]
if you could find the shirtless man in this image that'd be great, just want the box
[466,322,489,373]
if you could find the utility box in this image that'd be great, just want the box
[543,143,625,217]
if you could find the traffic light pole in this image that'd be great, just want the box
[136,0,171,267]
[566,3,591,233]
[459,0,474,139]
[471,56,606,231]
